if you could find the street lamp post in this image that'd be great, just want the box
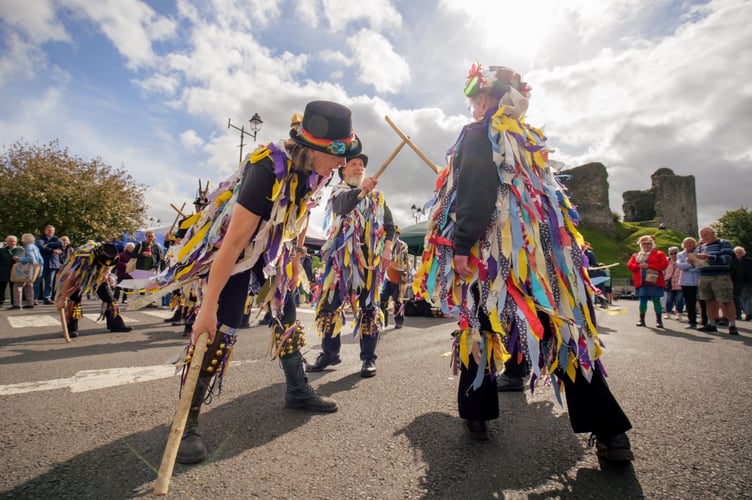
[410,204,424,224]
[228,112,264,163]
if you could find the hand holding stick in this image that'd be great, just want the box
[153,331,211,495]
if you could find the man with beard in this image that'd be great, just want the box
[308,153,396,378]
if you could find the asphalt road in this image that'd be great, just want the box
[1,298,751,499]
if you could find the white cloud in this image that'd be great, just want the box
[321,0,402,32]
[134,73,181,95]
[179,129,204,151]
[347,29,410,94]
[64,0,177,69]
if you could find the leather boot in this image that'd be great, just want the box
[176,375,211,464]
[281,352,338,412]
[636,313,645,327]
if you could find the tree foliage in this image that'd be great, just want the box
[0,139,147,244]
[712,207,752,251]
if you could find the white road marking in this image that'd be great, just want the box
[7,315,61,328]
[83,313,140,323]
[139,309,175,319]
[0,360,255,395]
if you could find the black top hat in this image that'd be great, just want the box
[290,101,362,157]
[94,243,119,266]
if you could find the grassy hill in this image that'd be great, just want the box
[579,222,689,279]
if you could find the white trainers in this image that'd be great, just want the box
[672,314,680,320]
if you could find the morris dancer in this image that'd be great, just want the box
[414,64,633,461]
[55,242,121,338]
[380,227,411,329]
[307,152,396,378]
[173,101,358,464]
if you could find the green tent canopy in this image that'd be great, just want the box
[400,220,429,255]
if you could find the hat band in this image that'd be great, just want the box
[299,127,358,155]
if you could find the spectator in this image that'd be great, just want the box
[13,233,44,309]
[731,246,752,321]
[134,231,163,273]
[676,237,703,329]
[114,242,136,304]
[627,235,669,328]
[1,235,24,306]
[59,236,74,265]
[695,227,737,335]
[663,246,685,320]
[36,224,64,304]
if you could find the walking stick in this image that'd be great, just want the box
[153,331,211,496]
[384,115,442,175]
[358,140,407,200]
[59,305,71,343]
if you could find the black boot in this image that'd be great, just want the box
[176,375,211,464]
[656,313,664,329]
[636,313,645,327]
[281,352,338,412]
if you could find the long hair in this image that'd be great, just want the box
[285,139,310,172]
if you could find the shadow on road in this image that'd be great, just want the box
[395,396,644,499]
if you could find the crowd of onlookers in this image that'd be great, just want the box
[626,227,752,335]
[0,226,166,311]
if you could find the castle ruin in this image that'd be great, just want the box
[622,168,698,236]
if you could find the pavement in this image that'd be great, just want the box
[0,298,751,499]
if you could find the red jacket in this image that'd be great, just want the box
[628,250,669,288]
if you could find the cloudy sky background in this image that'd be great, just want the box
[1,0,750,236]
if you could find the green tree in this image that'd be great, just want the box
[711,207,752,251]
[0,139,147,244]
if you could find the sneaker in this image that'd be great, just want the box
[729,326,739,335]
[663,314,669,319]
[698,324,718,333]
[590,432,634,462]
[672,314,680,320]
[464,419,489,441]
[497,373,524,392]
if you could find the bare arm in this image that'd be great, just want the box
[192,204,261,342]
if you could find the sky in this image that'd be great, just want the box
[1,0,750,236]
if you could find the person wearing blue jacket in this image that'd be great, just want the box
[695,227,738,335]
[36,224,63,304]
[676,237,703,329]
[12,233,44,309]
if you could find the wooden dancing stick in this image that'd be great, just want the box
[59,305,71,343]
[357,140,407,200]
[384,115,442,175]
[167,202,187,237]
[153,331,211,496]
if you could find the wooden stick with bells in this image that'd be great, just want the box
[153,331,211,495]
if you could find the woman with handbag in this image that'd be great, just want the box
[11,233,44,309]
[628,235,670,328]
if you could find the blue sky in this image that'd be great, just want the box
[1,0,750,235]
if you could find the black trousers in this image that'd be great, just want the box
[458,306,632,435]
[681,285,699,325]
[380,280,404,326]
[317,284,378,361]
[216,269,296,328]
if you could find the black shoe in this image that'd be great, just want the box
[43,299,53,305]
[111,327,133,332]
[656,322,664,329]
[729,326,739,335]
[394,323,403,329]
[636,321,645,327]
[497,373,524,392]
[685,324,697,329]
[591,432,634,462]
[306,353,342,372]
[176,430,208,465]
[464,419,489,441]
[9,305,21,309]
[69,332,78,338]
[717,318,729,326]
[745,315,752,321]
[360,359,377,378]
[698,324,718,333]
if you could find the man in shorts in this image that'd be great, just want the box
[695,227,738,335]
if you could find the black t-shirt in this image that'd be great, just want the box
[236,156,311,225]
